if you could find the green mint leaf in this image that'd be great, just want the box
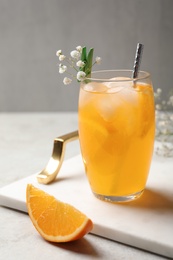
[85,48,94,77]
[80,47,94,83]
[81,47,87,63]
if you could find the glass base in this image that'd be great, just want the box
[93,190,144,203]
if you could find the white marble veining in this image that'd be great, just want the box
[0,113,169,260]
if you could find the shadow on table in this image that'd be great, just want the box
[49,236,100,257]
[124,188,173,210]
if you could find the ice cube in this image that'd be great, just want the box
[104,77,134,93]
[96,92,123,122]
[83,82,107,93]
[119,84,138,106]
[79,82,107,109]
[96,82,139,127]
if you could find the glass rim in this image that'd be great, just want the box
[85,70,151,82]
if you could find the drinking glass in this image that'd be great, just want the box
[78,70,155,202]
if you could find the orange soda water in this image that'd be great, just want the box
[78,71,155,202]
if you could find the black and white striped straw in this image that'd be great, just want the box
[132,43,144,79]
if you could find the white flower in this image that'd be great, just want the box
[154,92,159,98]
[56,50,62,57]
[77,71,86,81]
[156,104,162,110]
[63,77,72,85]
[76,46,82,53]
[76,60,85,68]
[157,88,162,94]
[59,55,66,61]
[95,56,101,64]
[70,50,80,59]
[59,64,67,74]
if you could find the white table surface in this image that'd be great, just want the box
[0,112,169,260]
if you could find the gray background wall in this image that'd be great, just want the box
[0,0,173,112]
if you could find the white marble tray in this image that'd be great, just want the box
[0,154,173,258]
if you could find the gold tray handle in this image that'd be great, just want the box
[37,130,79,184]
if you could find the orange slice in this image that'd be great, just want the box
[26,184,93,242]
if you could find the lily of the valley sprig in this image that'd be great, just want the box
[56,46,101,85]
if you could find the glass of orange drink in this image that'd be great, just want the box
[78,70,155,202]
